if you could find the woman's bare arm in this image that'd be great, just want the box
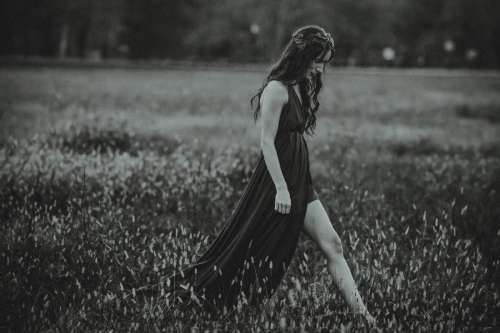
[260,81,290,214]
[260,80,288,191]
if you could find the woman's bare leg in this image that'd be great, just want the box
[302,199,375,324]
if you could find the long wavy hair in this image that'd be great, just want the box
[250,25,335,136]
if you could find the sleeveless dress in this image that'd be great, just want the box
[166,83,319,311]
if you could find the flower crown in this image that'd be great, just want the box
[292,29,335,56]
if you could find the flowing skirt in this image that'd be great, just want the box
[166,132,317,310]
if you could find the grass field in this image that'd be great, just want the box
[1,67,500,332]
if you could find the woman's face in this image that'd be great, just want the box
[305,49,332,79]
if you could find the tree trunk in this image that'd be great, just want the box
[58,23,69,58]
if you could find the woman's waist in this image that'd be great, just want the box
[275,129,305,141]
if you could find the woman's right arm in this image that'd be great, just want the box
[260,80,291,214]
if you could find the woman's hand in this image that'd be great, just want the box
[275,188,291,214]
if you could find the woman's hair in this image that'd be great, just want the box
[250,25,335,136]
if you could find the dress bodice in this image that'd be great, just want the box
[287,85,308,134]
[275,84,308,139]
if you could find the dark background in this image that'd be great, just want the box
[1,0,500,67]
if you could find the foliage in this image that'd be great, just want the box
[1,0,500,67]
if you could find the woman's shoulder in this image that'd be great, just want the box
[262,80,289,104]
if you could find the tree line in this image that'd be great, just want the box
[1,0,499,68]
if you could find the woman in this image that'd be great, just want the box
[167,25,376,326]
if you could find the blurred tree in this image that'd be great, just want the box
[0,0,126,58]
[0,0,498,67]
[182,0,268,62]
[391,0,447,66]
[321,0,388,66]
[183,0,331,62]
[440,0,500,67]
[53,0,126,59]
[392,0,500,67]
[122,0,202,59]
[0,0,58,56]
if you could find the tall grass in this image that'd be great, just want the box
[1,68,499,331]
[1,122,499,332]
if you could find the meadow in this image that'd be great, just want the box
[0,66,499,332]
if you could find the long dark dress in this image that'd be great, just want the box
[167,83,319,311]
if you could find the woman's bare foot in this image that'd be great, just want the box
[364,311,377,327]
[355,309,378,329]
